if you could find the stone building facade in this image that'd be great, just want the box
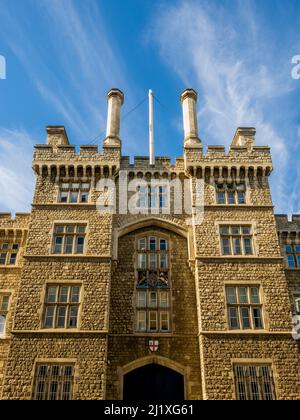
[0,88,299,400]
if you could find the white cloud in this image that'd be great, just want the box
[0,128,35,214]
[150,0,297,213]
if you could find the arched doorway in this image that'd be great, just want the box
[123,363,185,401]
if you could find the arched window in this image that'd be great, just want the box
[295,297,300,314]
[135,235,171,333]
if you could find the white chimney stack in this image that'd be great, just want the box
[104,88,124,148]
[180,88,201,148]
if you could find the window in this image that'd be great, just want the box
[216,183,246,205]
[0,294,10,337]
[294,295,300,314]
[220,226,253,256]
[136,235,171,332]
[137,186,168,210]
[43,285,81,329]
[234,365,275,400]
[58,182,90,204]
[33,364,74,400]
[226,286,263,330]
[284,244,300,268]
[52,225,86,254]
[0,243,19,265]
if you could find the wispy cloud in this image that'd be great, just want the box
[150,0,299,213]
[0,128,35,214]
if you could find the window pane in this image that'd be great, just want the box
[149,237,156,251]
[228,307,239,329]
[71,287,80,303]
[227,192,236,204]
[237,191,246,204]
[12,243,19,250]
[160,254,168,270]
[76,237,85,254]
[285,245,293,253]
[233,238,242,255]
[242,227,251,235]
[56,306,66,328]
[0,315,6,335]
[217,192,226,204]
[77,226,86,234]
[68,306,78,328]
[250,287,260,304]
[149,292,157,308]
[287,255,296,267]
[80,192,89,203]
[9,253,17,265]
[240,307,251,329]
[295,298,300,313]
[295,245,300,253]
[220,226,229,235]
[59,192,68,203]
[53,237,63,254]
[138,254,146,269]
[59,287,69,303]
[47,287,57,303]
[44,306,55,328]
[1,295,9,311]
[138,238,147,251]
[149,253,157,269]
[70,192,78,203]
[231,226,240,235]
[160,291,169,308]
[1,243,8,250]
[159,239,167,251]
[226,287,237,304]
[244,238,253,255]
[252,307,263,329]
[149,311,157,331]
[55,226,64,234]
[160,312,169,331]
[0,253,7,264]
[221,238,231,255]
[72,183,80,189]
[296,255,300,268]
[137,291,146,307]
[238,287,248,304]
[137,311,146,331]
[66,226,75,234]
[81,183,90,190]
[61,183,69,189]
[65,237,74,254]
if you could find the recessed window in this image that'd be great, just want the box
[43,285,81,329]
[220,226,253,256]
[294,295,300,314]
[234,365,275,400]
[284,244,300,268]
[137,185,168,210]
[226,286,263,330]
[52,225,86,255]
[0,294,10,337]
[33,364,74,400]
[58,182,90,204]
[0,243,20,265]
[216,183,246,205]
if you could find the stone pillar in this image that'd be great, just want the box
[46,126,69,149]
[180,89,201,148]
[104,88,124,148]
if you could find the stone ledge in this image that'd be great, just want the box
[12,330,109,336]
[200,331,293,336]
[195,256,283,263]
[24,255,112,262]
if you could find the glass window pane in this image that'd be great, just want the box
[160,312,169,331]
[295,298,300,313]
[287,255,296,267]
[138,238,146,251]
[228,307,239,329]
[159,239,167,250]
[250,287,260,304]
[237,191,246,204]
[149,311,157,331]
[149,292,157,308]
[1,243,8,250]
[138,254,146,269]
[47,287,57,303]
[226,287,237,304]
[285,245,293,253]
[54,237,63,254]
[9,253,17,265]
[160,291,169,308]
[233,238,242,255]
[149,253,157,269]
[65,237,74,254]
[77,226,86,234]
[149,237,156,251]
[66,226,75,234]
[0,315,6,335]
[240,307,251,329]
[72,183,80,189]
[0,253,7,265]
[295,245,300,253]
[71,287,80,303]
[222,238,231,255]
[12,243,19,250]
[1,295,9,311]
[44,306,55,328]
[160,254,168,270]
[70,192,78,203]
[217,192,226,204]
[59,287,69,303]
[68,306,78,328]
[55,226,64,234]
[59,192,68,203]
[296,255,300,268]
[76,237,84,254]
[231,226,240,235]
[244,238,253,255]
[252,307,263,329]
[220,226,229,235]
[227,192,236,204]
[81,183,90,190]
[137,291,146,307]
[238,287,248,304]
[242,227,251,235]
[80,192,89,203]
[137,311,146,331]
[56,306,66,328]
[61,183,69,189]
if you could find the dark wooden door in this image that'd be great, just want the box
[123,364,184,401]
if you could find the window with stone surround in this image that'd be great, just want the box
[33,364,75,400]
[226,286,263,330]
[283,244,300,268]
[234,365,276,400]
[216,182,246,205]
[52,224,86,255]
[0,242,19,266]
[294,295,300,315]
[137,186,168,210]
[58,182,90,204]
[43,285,81,329]
[220,225,253,256]
[0,294,10,337]
[135,235,171,332]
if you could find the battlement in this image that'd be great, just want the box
[0,213,31,230]
[275,214,300,232]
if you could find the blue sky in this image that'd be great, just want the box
[0,0,300,214]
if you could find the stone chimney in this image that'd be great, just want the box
[46,126,69,149]
[103,88,124,148]
[231,127,256,148]
[180,88,201,148]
